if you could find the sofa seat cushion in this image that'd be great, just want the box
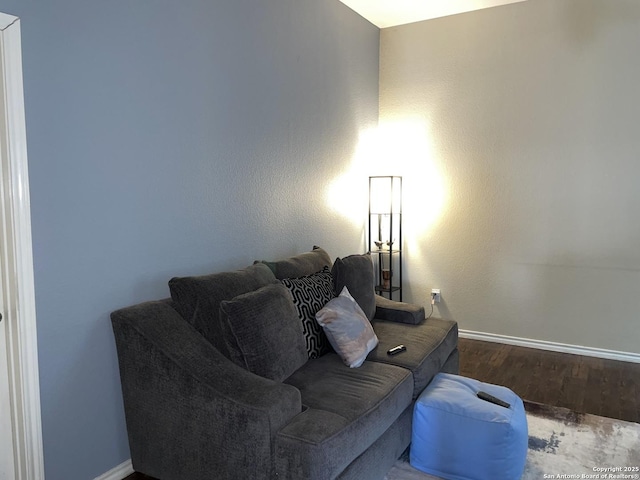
[367,317,458,399]
[276,353,412,479]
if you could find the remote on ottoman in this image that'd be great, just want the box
[477,391,511,409]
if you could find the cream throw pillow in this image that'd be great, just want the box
[315,286,379,368]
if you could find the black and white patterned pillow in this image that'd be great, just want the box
[281,267,335,358]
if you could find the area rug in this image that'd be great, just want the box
[385,401,640,480]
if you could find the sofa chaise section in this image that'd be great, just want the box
[369,316,459,398]
[276,353,413,479]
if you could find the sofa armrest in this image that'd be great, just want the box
[111,300,302,480]
[374,294,425,325]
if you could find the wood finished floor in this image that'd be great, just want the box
[458,338,639,424]
[124,338,640,480]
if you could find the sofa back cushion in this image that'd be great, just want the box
[168,263,276,357]
[332,253,376,321]
[256,246,332,280]
[219,283,308,381]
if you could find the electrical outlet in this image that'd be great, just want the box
[431,288,441,304]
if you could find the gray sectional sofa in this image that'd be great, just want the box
[111,247,459,480]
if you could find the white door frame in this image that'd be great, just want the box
[0,12,45,480]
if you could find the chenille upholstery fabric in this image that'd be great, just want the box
[331,253,376,321]
[168,262,276,358]
[277,353,413,479]
[110,300,301,480]
[374,294,425,325]
[256,246,332,279]
[336,406,413,480]
[112,251,460,480]
[219,283,308,381]
[368,317,459,399]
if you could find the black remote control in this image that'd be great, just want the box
[477,391,511,409]
[387,345,407,356]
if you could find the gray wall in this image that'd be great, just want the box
[0,1,379,478]
[380,0,640,354]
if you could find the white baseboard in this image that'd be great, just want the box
[93,459,134,480]
[459,330,640,364]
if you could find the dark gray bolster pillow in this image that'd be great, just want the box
[374,294,425,325]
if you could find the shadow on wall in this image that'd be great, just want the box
[561,0,640,48]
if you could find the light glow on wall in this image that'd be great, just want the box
[326,118,448,238]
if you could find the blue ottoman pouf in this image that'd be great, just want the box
[410,373,528,480]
